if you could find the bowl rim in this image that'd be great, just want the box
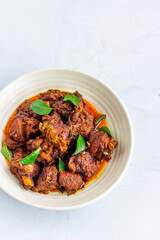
[0,68,134,210]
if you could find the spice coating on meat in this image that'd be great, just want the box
[26,137,55,165]
[39,112,70,152]
[17,100,41,119]
[69,109,94,138]
[67,91,94,138]
[73,91,87,111]
[40,89,66,106]
[9,113,39,142]
[89,130,109,159]
[9,117,25,142]
[10,151,40,190]
[5,137,25,150]
[54,100,74,120]
[32,166,58,194]
[26,137,44,152]
[59,171,83,191]
[89,130,117,159]
[68,151,99,177]
[107,137,118,151]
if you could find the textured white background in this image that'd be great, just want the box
[0,0,160,239]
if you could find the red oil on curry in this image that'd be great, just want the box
[3,91,109,190]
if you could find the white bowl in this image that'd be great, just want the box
[0,69,133,210]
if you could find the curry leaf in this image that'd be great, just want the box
[72,134,86,155]
[1,145,12,161]
[30,99,53,115]
[63,94,80,107]
[94,114,106,129]
[17,146,41,165]
[58,158,65,172]
[97,126,112,136]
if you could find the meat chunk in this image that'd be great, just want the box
[26,137,55,165]
[68,151,99,177]
[32,166,58,193]
[73,91,87,111]
[9,117,25,142]
[69,109,94,138]
[59,171,83,191]
[17,100,41,119]
[40,89,66,106]
[5,137,25,150]
[26,137,57,165]
[39,112,70,152]
[54,101,73,120]
[10,152,40,190]
[89,130,109,159]
[67,91,93,138]
[26,137,44,152]
[38,145,68,166]
[25,117,40,139]
[37,146,54,165]
[108,137,118,151]
[9,113,39,142]
[89,130,117,159]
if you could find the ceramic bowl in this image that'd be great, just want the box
[0,69,133,210]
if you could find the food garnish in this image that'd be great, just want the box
[16,146,41,165]
[63,94,80,107]
[30,99,53,115]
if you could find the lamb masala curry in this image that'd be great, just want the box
[1,89,118,195]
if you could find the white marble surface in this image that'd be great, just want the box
[0,0,160,239]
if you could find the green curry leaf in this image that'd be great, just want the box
[97,126,112,136]
[58,158,65,172]
[1,145,12,161]
[17,146,41,165]
[30,99,54,115]
[63,94,80,107]
[72,134,86,155]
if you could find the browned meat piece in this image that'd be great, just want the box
[39,112,70,152]
[17,100,41,119]
[26,137,55,165]
[89,130,117,159]
[41,139,49,150]
[59,171,83,191]
[5,137,25,150]
[68,151,99,177]
[52,148,68,159]
[73,91,87,111]
[108,137,118,150]
[69,109,94,138]
[9,117,25,142]
[53,91,86,120]
[10,152,40,190]
[26,137,44,152]
[25,117,40,139]
[37,145,54,165]
[54,101,74,120]
[89,130,109,159]
[37,145,68,165]
[40,89,66,106]
[32,166,58,193]
[9,113,39,142]
[37,147,67,166]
